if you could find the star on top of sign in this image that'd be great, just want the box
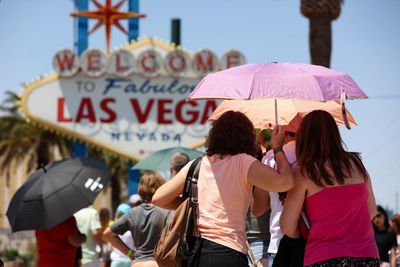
[71,0,146,52]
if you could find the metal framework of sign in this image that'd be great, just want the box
[20,37,246,161]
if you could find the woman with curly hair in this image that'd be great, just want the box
[280,110,379,266]
[153,111,294,267]
[104,171,170,267]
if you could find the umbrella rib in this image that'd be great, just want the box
[246,64,266,99]
[296,65,326,101]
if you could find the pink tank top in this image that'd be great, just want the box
[304,182,379,265]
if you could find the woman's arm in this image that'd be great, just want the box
[251,187,270,217]
[152,169,187,209]
[280,169,307,238]
[247,126,294,192]
[247,158,294,193]
[391,246,397,267]
[104,227,134,260]
[67,232,87,247]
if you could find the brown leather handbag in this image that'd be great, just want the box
[153,157,202,267]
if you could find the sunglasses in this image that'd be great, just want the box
[375,214,383,219]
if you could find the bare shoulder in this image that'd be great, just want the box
[293,167,320,196]
[293,167,309,186]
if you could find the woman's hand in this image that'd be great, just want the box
[271,125,285,149]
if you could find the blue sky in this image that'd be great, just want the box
[1,0,400,211]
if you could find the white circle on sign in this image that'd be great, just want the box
[136,49,163,78]
[80,49,107,78]
[220,49,246,70]
[164,49,190,77]
[53,49,80,77]
[192,49,219,76]
[108,49,135,77]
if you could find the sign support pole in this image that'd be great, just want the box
[128,0,141,196]
[71,0,88,158]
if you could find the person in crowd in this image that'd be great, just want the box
[246,147,271,267]
[104,171,170,267]
[169,151,190,177]
[109,203,134,267]
[280,110,379,266]
[390,214,400,267]
[75,206,104,267]
[99,208,112,267]
[252,128,298,267]
[128,194,142,208]
[373,205,398,267]
[246,208,270,267]
[35,216,87,267]
[152,111,294,267]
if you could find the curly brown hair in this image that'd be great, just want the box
[205,111,258,158]
[138,171,166,202]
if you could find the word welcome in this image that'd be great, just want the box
[53,47,246,78]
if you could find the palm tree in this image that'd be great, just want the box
[301,0,342,67]
[0,91,72,185]
[0,90,128,208]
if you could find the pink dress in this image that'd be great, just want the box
[304,182,379,266]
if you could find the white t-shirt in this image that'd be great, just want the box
[262,141,296,254]
[74,207,102,264]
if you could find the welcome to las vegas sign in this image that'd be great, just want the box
[20,37,246,161]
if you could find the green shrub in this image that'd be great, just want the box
[2,248,19,261]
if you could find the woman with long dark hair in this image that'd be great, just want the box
[280,110,379,266]
[373,205,398,267]
[153,111,294,267]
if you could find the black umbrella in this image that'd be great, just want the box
[6,157,111,232]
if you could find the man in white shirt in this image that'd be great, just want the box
[252,130,296,267]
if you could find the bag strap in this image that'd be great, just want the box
[246,240,258,267]
[182,157,202,200]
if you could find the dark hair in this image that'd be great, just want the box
[205,111,258,158]
[170,152,190,173]
[296,110,368,186]
[374,205,390,231]
[99,207,110,221]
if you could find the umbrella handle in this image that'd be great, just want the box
[341,91,351,130]
[274,99,278,126]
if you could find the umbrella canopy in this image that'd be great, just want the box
[188,62,367,101]
[6,157,111,232]
[208,99,357,130]
[132,147,204,171]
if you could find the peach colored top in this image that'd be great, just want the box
[177,153,256,253]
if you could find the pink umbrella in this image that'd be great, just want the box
[188,62,366,128]
[188,62,367,101]
[209,99,357,130]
